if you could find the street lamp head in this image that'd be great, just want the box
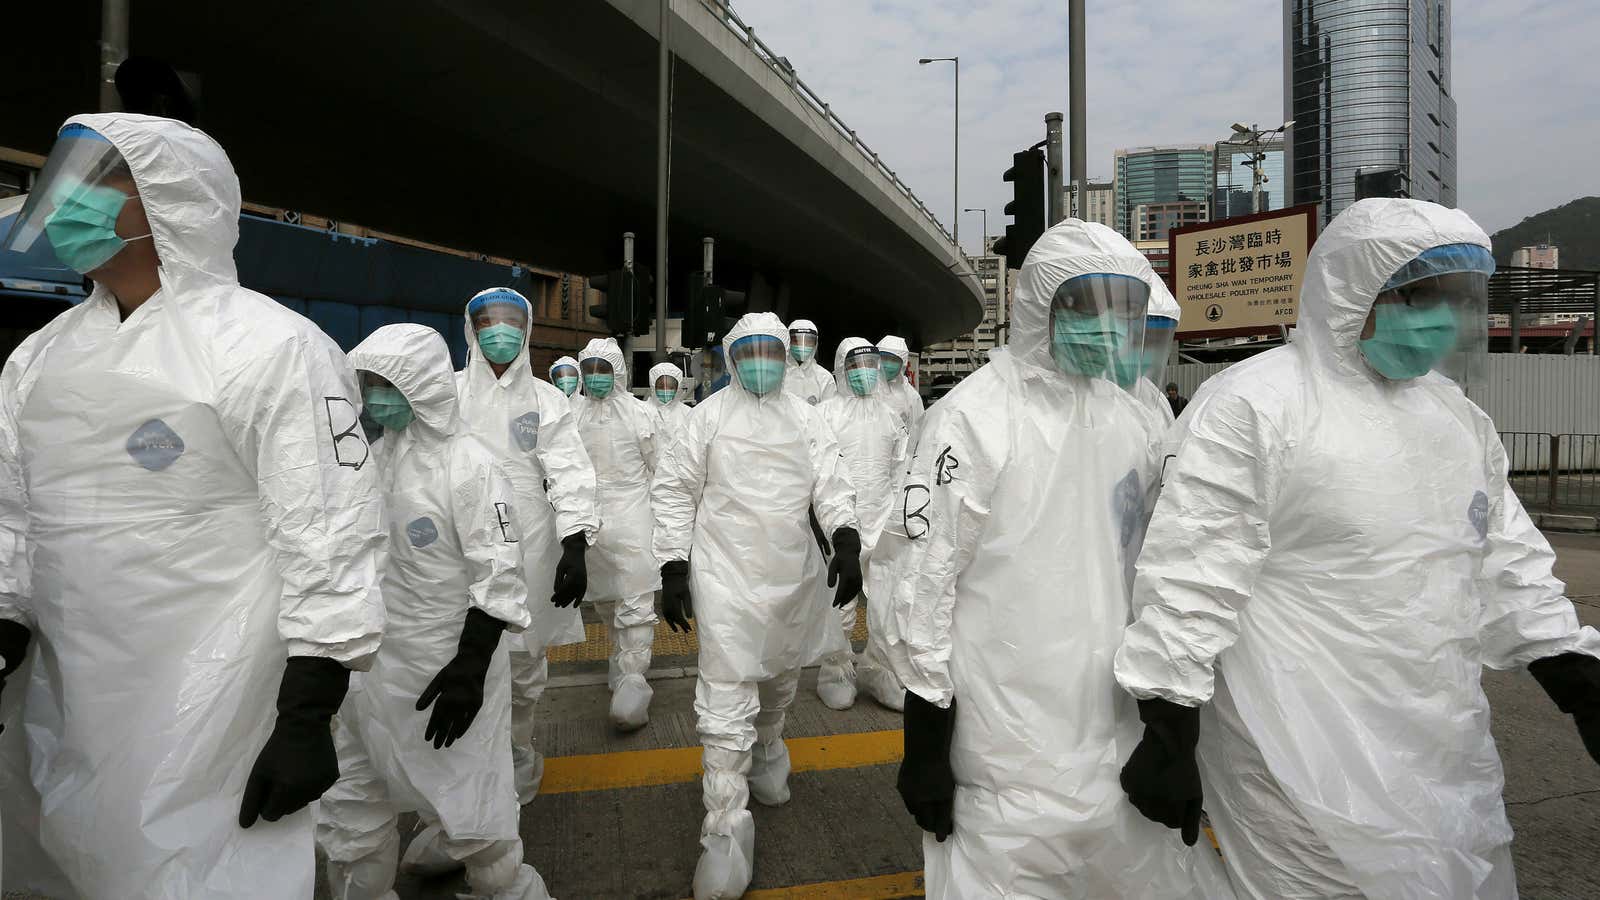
[1279,119,1296,130]
[1231,122,1252,135]
[919,58,934,64]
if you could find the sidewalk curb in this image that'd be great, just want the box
[1535,513,1600,533]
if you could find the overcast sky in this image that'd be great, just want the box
[733,0,1598,253]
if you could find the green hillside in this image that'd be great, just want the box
[1489,196,1600,271]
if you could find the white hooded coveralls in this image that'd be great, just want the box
[1116,198,1600,900]
[815,337,910,711]
[573,338,661,728]
[650,313,858,899]
[649,361,693,447]
[1135,279,1180,431]
[876,334,924,441]
[455,290,597,801]
[869,220,1235,900]
[782,318,836,406]
[0,113,386,899]
[319,324,548,900]
[548,355,580,406]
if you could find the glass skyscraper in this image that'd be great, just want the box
[1284,0,1457,226]
[1113,145,1214,240]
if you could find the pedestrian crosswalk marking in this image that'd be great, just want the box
[542,728,904,794]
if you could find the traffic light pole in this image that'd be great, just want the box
[1045,112,1064,226]
[654,0,671,360]
[1068,0,1086,219]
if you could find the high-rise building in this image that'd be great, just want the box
[1284,0,1457,226]
[1114,146,1214,239]
[1511,244,1559,269]
[918,241,1008,388]
[1213,136,1286,218]
[1134,201,1210,242]
[1066,180,1116,228]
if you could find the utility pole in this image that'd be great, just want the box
[1068,0,1086,219]
[1045,112,1065,225]
[654,0,672,360]
[100,0,129,112]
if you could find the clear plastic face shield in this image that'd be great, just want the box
[879,350,905,382]
[468,291,529,365]
[580,357,616,399]
[550,363,579,396]
[842,345,881,397]
[1358,243,1493,387]
[1048,273,1150,382]
[654,373,680,405]
[789,328,819,363]
[1139,316,1178,392]
[729,333,787,396]
[1,124,152,275]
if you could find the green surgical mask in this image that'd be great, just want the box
[881,356,903,381]
[555,375,579,396]
[736,358,785,395]
[791,344,815,363]
[1051,311,1124,377]
[363,385,414,432]
[655,388,676,405]
[1360,302,1459,380]
[583,373,615,398]
[476,323,525,365]
[44,184,147,275]
[847,368,879,397]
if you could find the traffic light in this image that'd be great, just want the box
[992,148,1046,270]
[1354,167,1408,202]
[588,268,636,336]
[629,265,655,337]
[681,272,747,348]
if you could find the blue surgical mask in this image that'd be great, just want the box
[846,368,879,397]
[476,323,525,365]
[1360,302,1459,380]
[44,184,148,274]
[736,358,785,395]
[363,385,414,432]
[1051,311,1124,377]
[881,355,903,381]
[555,375,579,396]
[583,373,615,398]
[655,388,676,405]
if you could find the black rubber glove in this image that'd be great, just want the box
[808,506,832,556]
[1120,697,1203,846]
[827,527,863,609]
[897,691,957,841]
[1529,652,1600,766]
[551,533,588,608]
[416,607,507,750]
[0,619,32,735]
[240,656,350,828]
[661,560,693,633]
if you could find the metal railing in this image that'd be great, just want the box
[1501,432,1600,512]
[696,0,966,262]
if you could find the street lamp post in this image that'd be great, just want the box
[920,56,959,251]
[1227,120,1295,214]
[962,207,987,252]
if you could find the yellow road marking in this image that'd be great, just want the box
[729,870,926,900]
[542,728,904,795]
[548,606,868,663]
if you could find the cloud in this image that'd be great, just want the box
[730,0,1597,244]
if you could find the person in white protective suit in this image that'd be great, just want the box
[649,361,693,444]
[813,338,910,711]
[876,334,924,440]
[651,313,863,900]
[1127,278,1181,430]
[548,356,580,401]
[455,291,597,792]
[0,114,386,898]
[782,318,835,406]
[869,219,1236,900]
[317,324,552,900]
[1115,198,1600,900]
[573,337,662,731]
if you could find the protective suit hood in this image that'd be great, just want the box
[1149,276,1180,322]
[1299,198,1490,380]
[832,336,878,397]
[63,112,241,294]
[1010,218,1161,375]
[579,337,628,397]
[724,312,790,400]
[549,355,578,379]
[649,361,687,406]
[349,324,458,444]
[878,335,910,373]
